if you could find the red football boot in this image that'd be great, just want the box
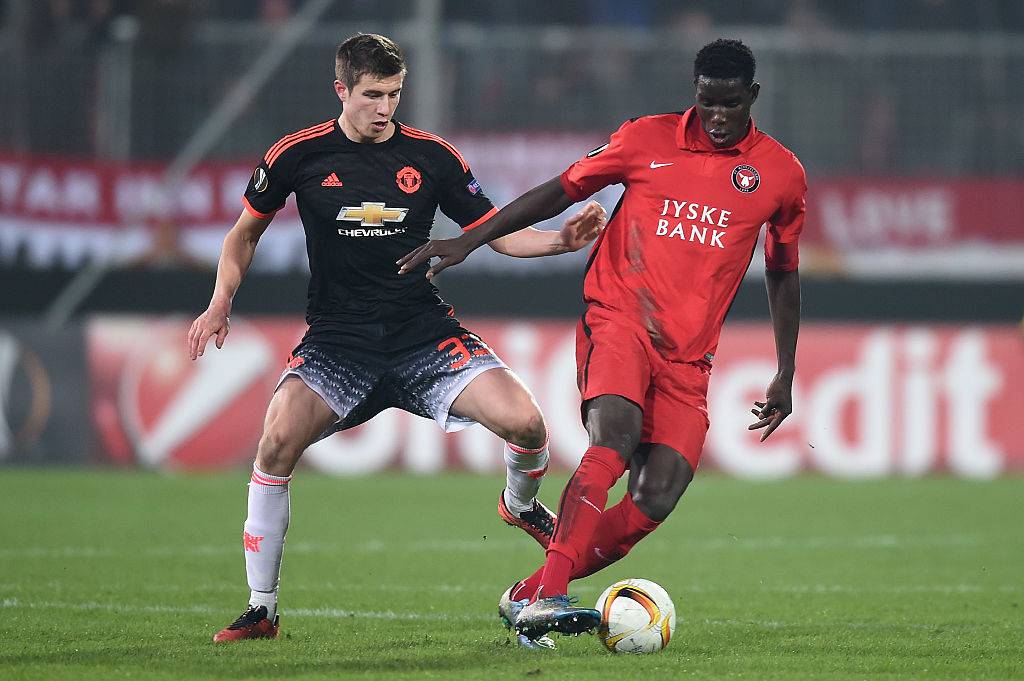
[498,492,556,549]
[212,605,280,643]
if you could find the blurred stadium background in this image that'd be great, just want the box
[2,2,1023,678]
[1,0,1020,477]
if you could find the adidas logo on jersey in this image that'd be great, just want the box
[321,173,343,187]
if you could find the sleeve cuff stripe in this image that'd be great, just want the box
[243,196,278,219]
[462,206,498,232]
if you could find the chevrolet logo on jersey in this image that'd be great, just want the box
[336,202,409,237]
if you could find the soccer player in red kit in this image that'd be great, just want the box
[399,38,804,645]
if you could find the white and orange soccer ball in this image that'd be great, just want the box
[595,578,676,654]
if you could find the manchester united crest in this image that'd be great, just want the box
[731,165,760,193]
[396,166,422,194]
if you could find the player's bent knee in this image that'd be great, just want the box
[585,397,643,458]
[256,428,305,476]
[592,431,641,460]
[631,480,684,522]
[631,455,693,522]
[492,403,547,450]
[510,411,547,450]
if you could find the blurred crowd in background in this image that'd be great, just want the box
[4,0,1023,167]
[1,0,1021,278]
[17,0,1024,34]
[1,1,1021,474]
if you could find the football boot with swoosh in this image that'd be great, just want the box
[514,595,601,640]
[499,586,555,651]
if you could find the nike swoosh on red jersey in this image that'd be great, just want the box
[649,161,674,169]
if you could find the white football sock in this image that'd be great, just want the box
[243,463,291,621]
[503,438,550,515]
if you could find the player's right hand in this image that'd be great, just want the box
[187,301,231,360]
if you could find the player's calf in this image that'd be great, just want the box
[499,430,554,547]
[450,367,554,538]
[243,463,291,621]
[502,434,550,512]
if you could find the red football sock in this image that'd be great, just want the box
[536,445,627,599]
[570,492,660,579]
[511,494,660,601]
[509,568,544,602]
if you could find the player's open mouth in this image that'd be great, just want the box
[371,121,388,132]
[708,130,731,145]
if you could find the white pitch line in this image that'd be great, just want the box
[760,584,1023,594]
[0,599,999,632]
[120,582,499,595]
[0,598,492,623]
[0,538,524,560]
[696,618,948,632]
[1,582,1018,598]
[664,534,984,550]
[0,534,986,560]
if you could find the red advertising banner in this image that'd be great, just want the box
[806,179,1023,248]
[87,317,1024,478]
[3,149,1022,276]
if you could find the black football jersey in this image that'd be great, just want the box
[243,119,497,354]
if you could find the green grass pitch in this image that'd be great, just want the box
[1,469,1021,680]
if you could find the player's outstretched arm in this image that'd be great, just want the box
[187,210,273,360]
[488,200,606,258]
[397,176,574,278]
[748,268,800,441]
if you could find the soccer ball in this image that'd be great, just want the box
[595,578,676,654]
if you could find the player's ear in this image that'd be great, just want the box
[334,80,348,104]
[749,82,760,104]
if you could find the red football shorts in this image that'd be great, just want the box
[575,306,710,470]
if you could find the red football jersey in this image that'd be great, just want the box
[560,107,806,365]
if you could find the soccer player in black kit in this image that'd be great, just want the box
[187,34,605,642]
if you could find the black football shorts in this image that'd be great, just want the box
[275,329,506,441]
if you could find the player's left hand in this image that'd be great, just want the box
[748,374,793,441]
[558,200,606,252]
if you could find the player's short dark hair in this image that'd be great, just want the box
[335,33,406,90]
[693,39,756,87]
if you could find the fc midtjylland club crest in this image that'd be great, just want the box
[731,165,760,193]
